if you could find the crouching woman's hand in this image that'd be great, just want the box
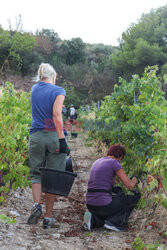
[116,169,138,190]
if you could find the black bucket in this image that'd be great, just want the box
[71,132,78,138]
[40,168,77,196]
[66,156,73,172]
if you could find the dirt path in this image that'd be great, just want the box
[0,134,166,250]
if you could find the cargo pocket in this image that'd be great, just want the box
[47,133,60,154]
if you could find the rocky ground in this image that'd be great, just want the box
[0,134,166,250]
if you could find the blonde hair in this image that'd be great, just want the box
[37,63,56,81]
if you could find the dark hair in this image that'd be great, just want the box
[107,144,126,159]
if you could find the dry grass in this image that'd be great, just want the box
[0,74,34,92]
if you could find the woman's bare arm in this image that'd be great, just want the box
[116,168,137,190]
[53,95,65,139]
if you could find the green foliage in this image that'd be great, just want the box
[0,214,16,224]
[1,5,167,102]
[65,38,86,65]
[161,63,167,78]
[10,32,36,53]
[8,50,23,73]
[0,82,31,198]
[112,5,167,79]
[8,32,36,72]
[85,232,91,237]
[86,66,167,205]
[21,50,45,75]
[134,38,163,66]
[60,81,80,109]
[0,28,11,67]
[132,237,165,250]
[0,28,36,74]
[154,194,167,210]
[87,43,113,73]
[36,29,60,44]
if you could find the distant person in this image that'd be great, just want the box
[70,104,77,120]
[83,144,140,232]
[62,105,67,117]
[28,63,69,229]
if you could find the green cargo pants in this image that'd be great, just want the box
[29,131,66,184]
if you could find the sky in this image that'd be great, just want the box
[0,0,167,46]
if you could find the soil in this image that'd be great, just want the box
[0,134,167,250]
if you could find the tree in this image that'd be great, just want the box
[35,35,54,59]
[7,14,23,32]
[8,32,36,72]
[21,50,45,75]
[86,44,113,73]
[0,27,11,72]
[35,29,61,59]
[112,5,167,79]
[36,29,60,43]
[65,38,86,65]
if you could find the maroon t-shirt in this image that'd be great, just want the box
[86,157,122,206]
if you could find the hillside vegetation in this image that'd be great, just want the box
[0,5,167,105]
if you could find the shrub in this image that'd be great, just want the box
[0,82,31,201]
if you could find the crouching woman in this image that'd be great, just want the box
[83,144,141,232]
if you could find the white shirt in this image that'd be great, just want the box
[70,107,76,116]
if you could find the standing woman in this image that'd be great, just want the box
[27,63,69,229]
[83,144,140,232]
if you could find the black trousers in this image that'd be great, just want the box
[87,190,141,229]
